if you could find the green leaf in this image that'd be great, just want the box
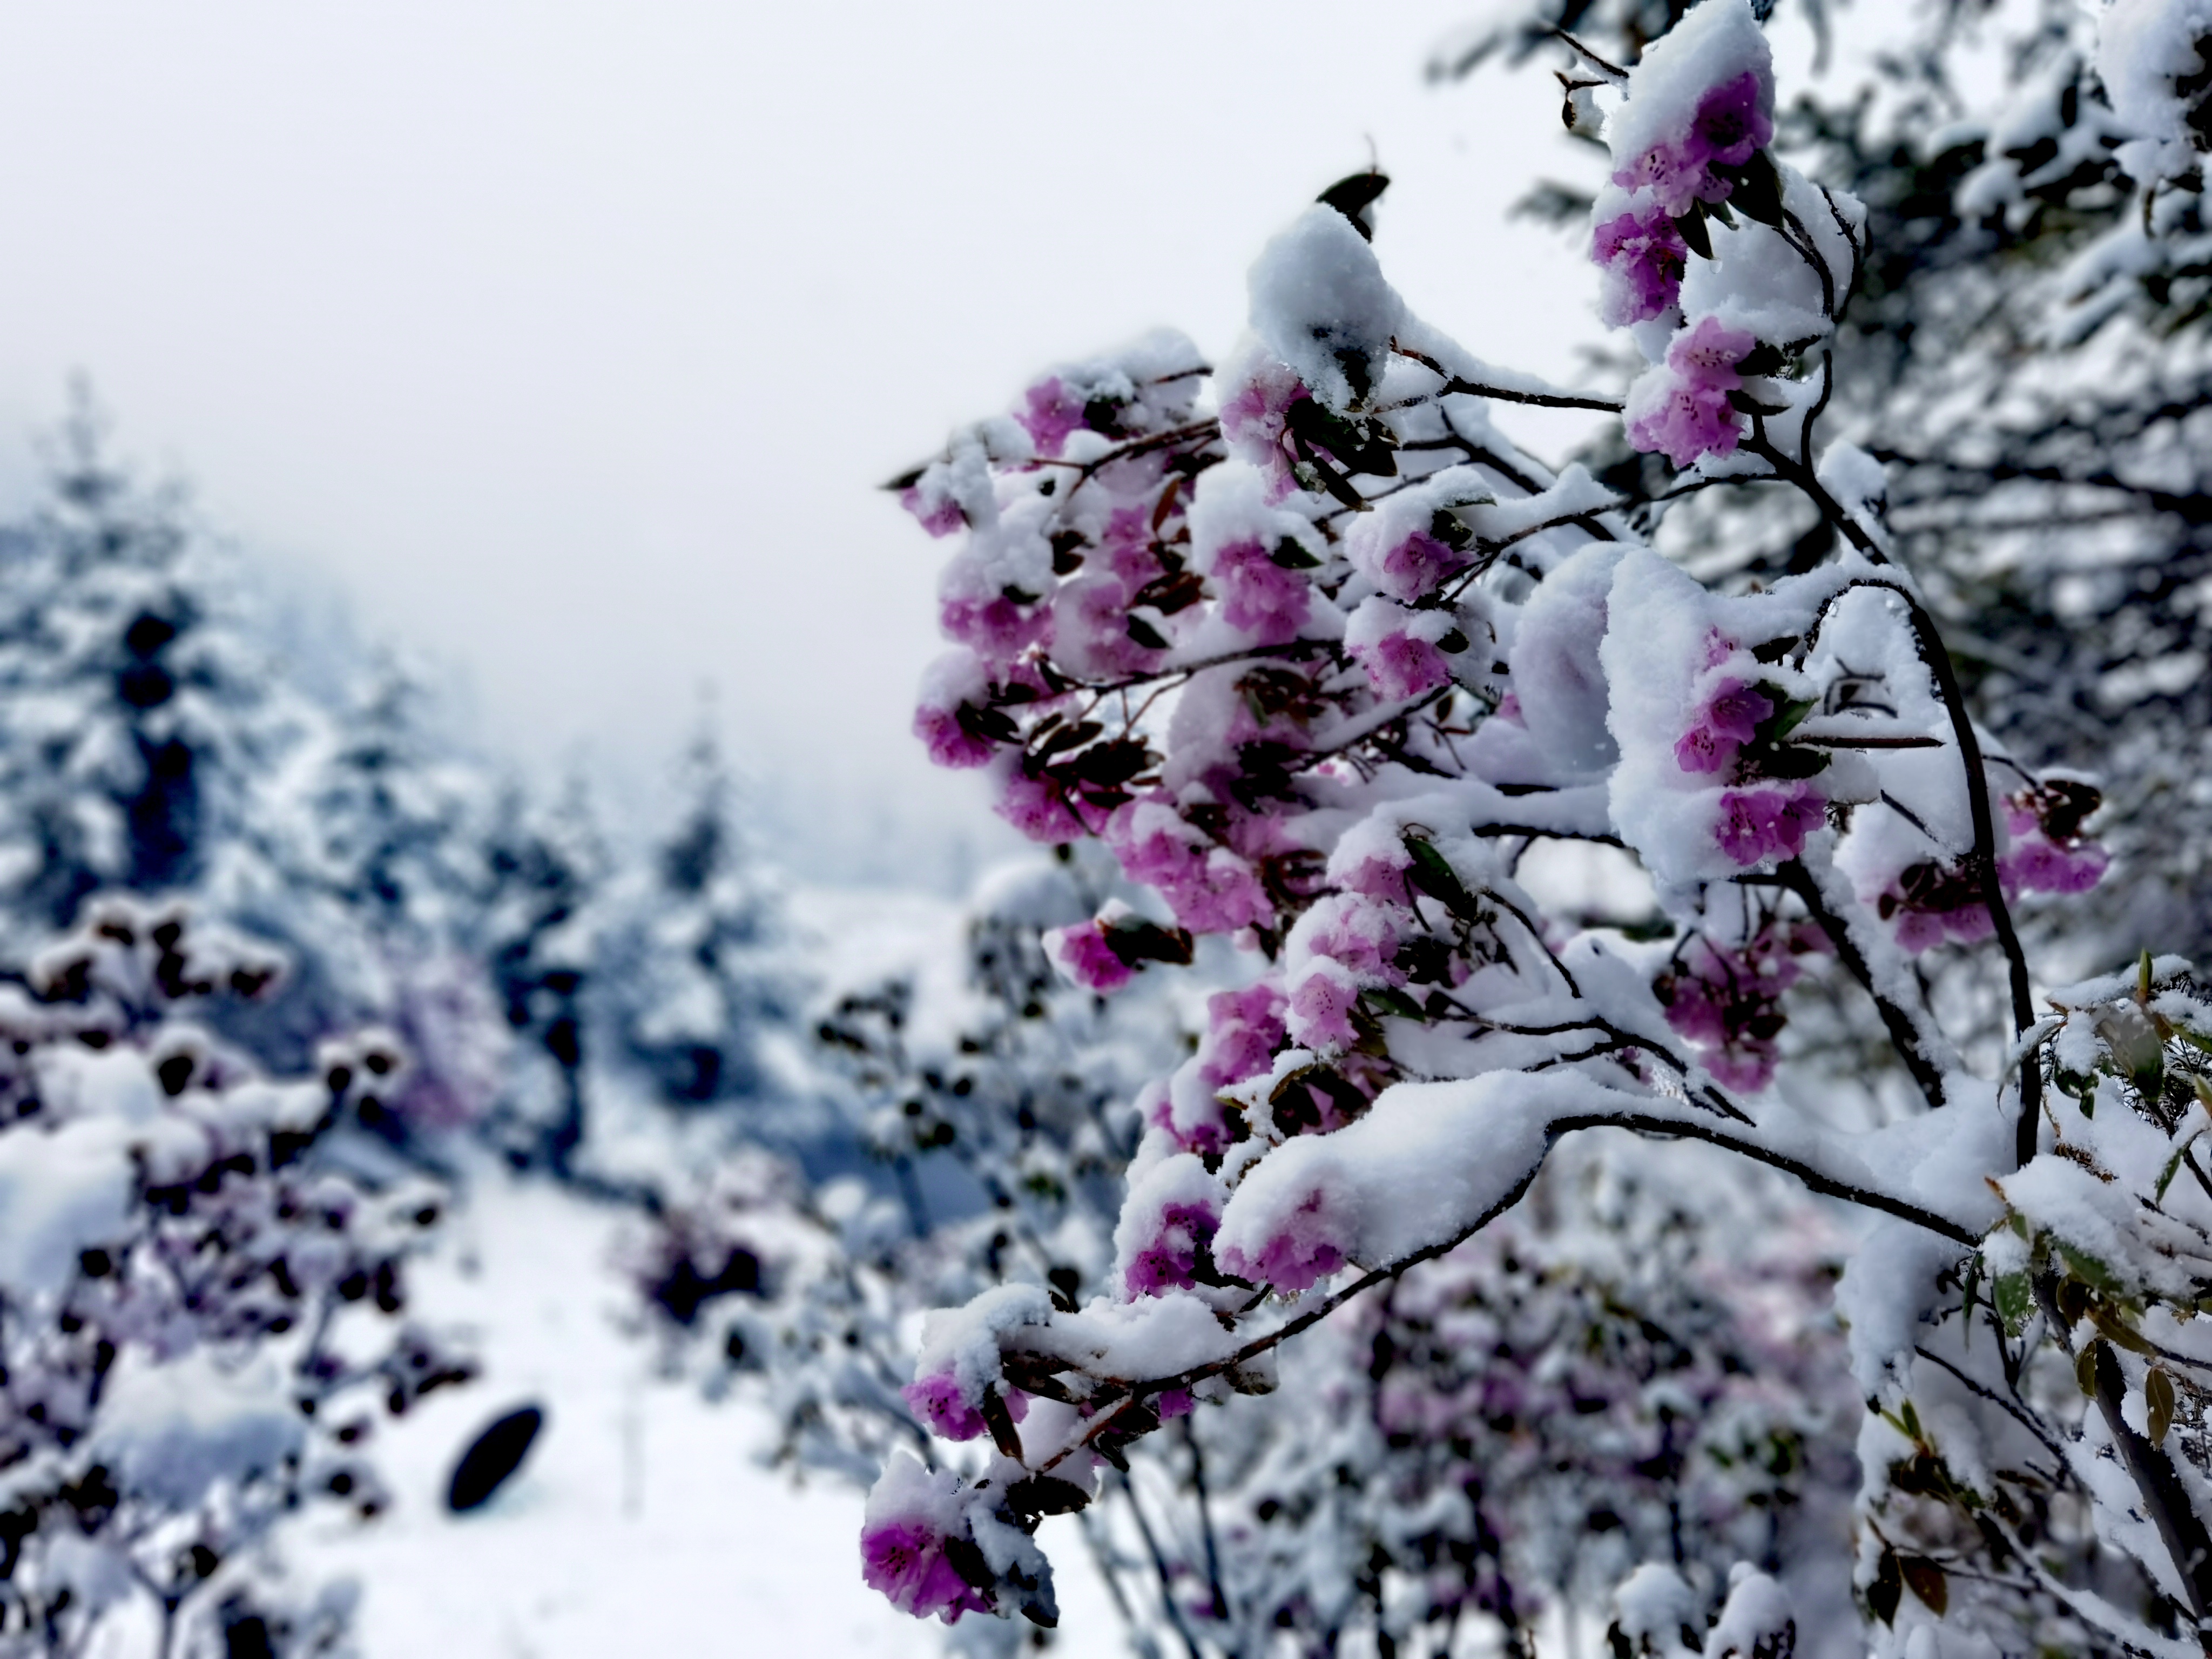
[2148,1366,2177,1445]
[1401,834,1482,921]
[1867,1548,1902,1626]
[1360,986,1426,1022]
[1675,206,1714,261]
[1731,150,1786,226]
[1993,1271,2035,1336]
[1899,1556,1948,1616]
[1125,613,1169,650]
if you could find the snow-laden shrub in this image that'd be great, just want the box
[0,898,469,1657]
[863,2,2212,1651]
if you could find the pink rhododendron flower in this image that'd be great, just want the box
[901,1370,1028,1442]
[940,592,1053,665]
[1287,967,1359,1051]
[1670,316,1759,388]
[1352,628,1451,702]
[1686,72,1773,170]
[1593,205,1689,326]
[1714,784,1825,866]
[1626,377,1742,469]
[1155,1388,1194,1421]
[1053,571,1162,678]
[1048,921,1134,993]
[1219,1188,1346,1292]
[901,486,966,538]
[1199,982,1287,1089]
[1212,539,1311,643]
[1613,140,1714,218]
[1015,376,1087,458]
[914,704,997,770]
[1107,804,1276,935]
[1218,358,1313,501]
[1124,1201,1220,1298]
[1673,678,1774,775]
[2002,837,2108,895]
[996,769,1088,844]
[1626,318,1761,468]
[1371,529,1471,603]
[901,1372,987,1441]
[861,1519,993,1623]
[1309,899,1402,984]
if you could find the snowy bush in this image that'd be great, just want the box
[865,1,2212,1652]
[0,899,468,1657]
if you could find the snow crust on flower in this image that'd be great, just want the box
[1509,543,1624,777]
[2098,0,2212,180]
[1341,465,1492,601]
[1345,598,1459,702]
[93,1350,304,1509]
[907,1282,1051,1435]
[1247,204,1407,414]
[1211,1071,1579,1290]
[1602,0,1775,201]
[1185,462,1328,647]
[1604,551,1780,885]
[1112,1152,1225,1298]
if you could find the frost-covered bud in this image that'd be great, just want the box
[861,1453,995,1623]
[1211,538,1311,643]
[1593,200,1688,326]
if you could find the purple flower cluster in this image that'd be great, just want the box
[1714,783,1826,867]
[1593,205,1689,326]
[1351,624,1452,702]
[1218,1186,1347,1293]
[1211,538,1312,643]
[1673,677,1773,774]
[1611,72,1774,219]
[1107,802,1273,936]
[1199,982,1289,1090]
[1047,920,1134,993]
[1657,924,1829,1091]
[1625,316,1757,468]
[861,1515,993,1624]
[1877,792,2108,954]
[1124,1201,1222,1298]
[1015,376,1089,458]
[900,1369,1029,1443]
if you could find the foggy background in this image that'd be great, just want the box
[0,1,1619,889]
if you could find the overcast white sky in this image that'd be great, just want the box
[0,2,1623,888]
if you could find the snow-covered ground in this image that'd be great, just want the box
[296,1172,1121,1658]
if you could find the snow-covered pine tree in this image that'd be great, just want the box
[602,712,784,1113]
